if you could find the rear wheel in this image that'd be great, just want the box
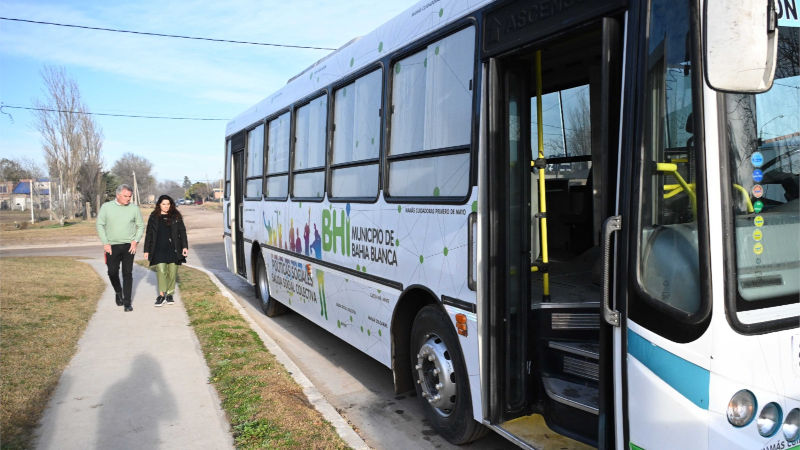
[255,253,285,317]
[410,305,486,444]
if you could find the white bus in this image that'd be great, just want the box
[224,0,799,448]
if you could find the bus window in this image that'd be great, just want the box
[331,69,381,199]
[531,85,592,180]
[724,26,800,317]
[293,95,327,199]
[266,112,290,199]
[245,124,264,198]
[388,26,474,198]
[636,0,704,319]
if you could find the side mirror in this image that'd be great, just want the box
[704,0,778,93]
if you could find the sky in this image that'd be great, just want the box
[0,0,419,185]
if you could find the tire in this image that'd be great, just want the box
[255,254,285,317]
[410,305,486,444]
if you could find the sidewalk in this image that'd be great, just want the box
[35,260,234,450]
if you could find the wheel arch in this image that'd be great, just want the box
[390,284,441,394]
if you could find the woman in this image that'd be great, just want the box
[142,195,188,306]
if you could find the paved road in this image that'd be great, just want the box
[1,207,514,450]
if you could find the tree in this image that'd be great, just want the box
[187,181,211,201]
[111,153,156,202]
[0,158,43,183]
[182,176,192,196]
[33,66,103,223]
[102,172,120,202]
[76,112,104,214]
[156,179,184,201]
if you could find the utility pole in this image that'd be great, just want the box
[29,179,34,224]
[132,171,140,205]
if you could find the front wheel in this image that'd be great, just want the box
[410,305,486,444]
[255,254,285,317]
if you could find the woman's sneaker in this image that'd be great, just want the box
[155,295,165,307]
[165,294,174,305]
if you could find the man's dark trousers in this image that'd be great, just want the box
[107,243,135,306]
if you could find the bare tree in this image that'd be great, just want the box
[156,179,184,200]
[33,66,103,224]
[111,153,156,202]
[77,113,104,215]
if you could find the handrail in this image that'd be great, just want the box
[732,184,755,213]
[531,50,551,301]
[656,162,697,217]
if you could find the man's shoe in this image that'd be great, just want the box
[115,292,124,306]
[155,295,165,307]
[124,305,133,312]
[165,294,174,305]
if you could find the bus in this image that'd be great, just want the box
[223,0,800,448]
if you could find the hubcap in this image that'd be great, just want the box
[415,333,457,416]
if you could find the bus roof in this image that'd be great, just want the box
[226,0,491,137]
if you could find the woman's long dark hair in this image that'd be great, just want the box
[151,194,183,223]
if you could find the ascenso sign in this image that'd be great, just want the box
[777,0,800,27]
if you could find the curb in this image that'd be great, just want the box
[185,264,369,450]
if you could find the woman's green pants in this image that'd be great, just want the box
[155,263,178,295]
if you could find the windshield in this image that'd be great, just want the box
[724,26,800,317]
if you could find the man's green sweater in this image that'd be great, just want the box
[96,201,144,245]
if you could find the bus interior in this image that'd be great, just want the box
[490,18,624,447]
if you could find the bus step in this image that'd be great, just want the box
[551,312,599,330]
[548,341,599,359]
[541,375,599,415]
[549,341,600,381]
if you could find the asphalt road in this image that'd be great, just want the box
[0,206,514,450]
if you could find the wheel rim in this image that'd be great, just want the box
[257,259,269,306]
[415,333,457,417]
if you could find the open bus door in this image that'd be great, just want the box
[228,131,247,278]
[483,3,624,448]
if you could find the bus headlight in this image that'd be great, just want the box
[783,408,800,442]
[757,402,782,437]
[727,390,756,427]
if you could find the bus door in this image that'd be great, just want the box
[230,131,247,277]
[484,3,624,448]
[611,0,712,448]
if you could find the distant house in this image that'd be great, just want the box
[213,188,223,201]
[0,181,14,210]
[10,179,51,210]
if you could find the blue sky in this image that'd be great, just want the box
[0,0,417,184]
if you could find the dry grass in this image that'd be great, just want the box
[0,257,104,449]
[0,207,151,247]
[173,265,349,449]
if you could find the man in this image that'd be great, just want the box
[96,184,144,312]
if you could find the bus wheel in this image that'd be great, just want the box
[410,305,485,444]
[256,254,284,317]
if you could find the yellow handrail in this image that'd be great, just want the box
[656,162,696,217]
[531,50,550,301]
[732,184,755,213]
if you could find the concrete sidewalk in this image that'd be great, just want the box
[35,260,233,450]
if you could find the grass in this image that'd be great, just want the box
[153,263,349,449]
[0,207,151,246]
[0,257,104,449]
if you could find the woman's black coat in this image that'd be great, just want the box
[143,213,188,265]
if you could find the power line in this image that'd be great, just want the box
[1,104,229,121]
[0,16,336,51]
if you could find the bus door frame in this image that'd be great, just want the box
[230,131,247,277]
